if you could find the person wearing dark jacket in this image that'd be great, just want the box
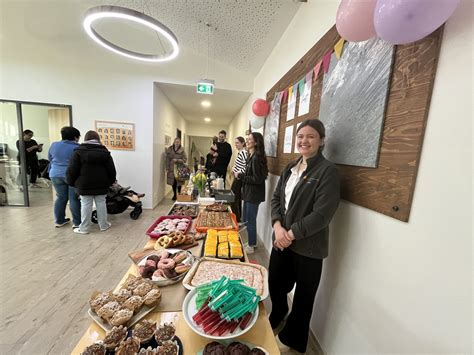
[66,130,116,234]
[234,132,268,254]
[269,119,340,354]
[211,130,232,186]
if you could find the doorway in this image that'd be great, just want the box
[0,100,73,206]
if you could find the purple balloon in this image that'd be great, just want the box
[374,0,460,44]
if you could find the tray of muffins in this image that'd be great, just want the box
[80,320,182,355]
[199,340,268,355]
[88,275,162,332]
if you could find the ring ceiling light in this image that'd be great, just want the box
[83,5,179,62]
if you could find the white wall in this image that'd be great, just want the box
[229,0,473,352]
[152,84,188,207]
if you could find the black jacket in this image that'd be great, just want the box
[240,153,267,204]
[212,141,232,175]
[66,144,116,195]
[271,153,340,259]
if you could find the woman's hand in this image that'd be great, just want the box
[233,171,240,179]
[273,222,293,251]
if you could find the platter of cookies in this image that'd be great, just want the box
[195,211,238,232]
[88,275,162,332]
[137,249,195,286]
[146,215,192,239]
[80,321,182,355]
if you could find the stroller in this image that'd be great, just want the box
[91,183,144,223]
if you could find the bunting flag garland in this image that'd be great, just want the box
[334,38,345,60]
[313,61,322,80]
[281,88,288,103]
[297,78,305,95]
[322,49,333,73]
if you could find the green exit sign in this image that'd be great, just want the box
[197,79,215,95]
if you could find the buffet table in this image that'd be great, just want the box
[71,214,279,354]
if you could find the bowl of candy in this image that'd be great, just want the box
[182,277,260,340]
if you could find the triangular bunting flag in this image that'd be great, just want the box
[282,88,288,102]
[298,78,305,95]
[305,70,312,84]
[334,38,345,60]
[322,49,333,73]
[313,61,322,80]
[288,86,293,100]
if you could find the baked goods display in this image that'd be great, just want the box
[81,342,106,355]
[203,341,267,355]
[137,250,194,284]
[103,325,127,350]
[196,211,237,231]
[154,322,176,343]
[133,320,156,344]
[168,203,199,218]
[204,229,243,259]
[154,231,195,249]
[205,202,229,212]
[115,336,140,355]
[151,217,191,236]
[88,275,161,330]
[184,259,266,297]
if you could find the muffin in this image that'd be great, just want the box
[89,292,113,313]
[156,340,178,355]
[249,348,266,355]
[226,342,251,355]
[133,282,153,297]
[154,322,176,344]
[103,325,127,350]
[97,301,121,321]
[143,288,162,307]
[109,308,133,326]
[203,341,227,355]
[81,342,106,355]
[133,319,157,344]
[115,336,140,355]
[122,295,144,313]
[138,347,157,355]
[124,275,144,291]
[113,288,132,304]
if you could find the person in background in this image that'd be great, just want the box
[212,130,232,186]
[67,130,116,234]
[205,136,218,173]
[230,136,248,222]
[269,119,340,354]
[16,129,43,188]
[48,126,81,228]
[165,137,187,200]
[235,132,268,254]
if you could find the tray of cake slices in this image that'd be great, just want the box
[200,229,244,262]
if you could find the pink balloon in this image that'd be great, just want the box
[374,0,460,44]
[336,0,377,42]
[252,99,269,117]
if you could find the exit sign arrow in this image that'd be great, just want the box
[197,79,215,95]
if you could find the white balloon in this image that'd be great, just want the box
[250,114,265,129]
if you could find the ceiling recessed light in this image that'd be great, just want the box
[201,100,211,107]
[204,117,211,122]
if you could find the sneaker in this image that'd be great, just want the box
[55,218,71,228]
[72,224,80,228]
[100,223,112,232]
[73,228,89,235]
[244,245,255,255]
[275,335,291,352]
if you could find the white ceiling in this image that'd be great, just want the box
[88,0,302,74]
[157,82,251,125]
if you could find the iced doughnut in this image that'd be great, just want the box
[157,258,175,270]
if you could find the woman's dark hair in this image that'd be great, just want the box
[84,130,100,142]
[249,132,268,178]
[296,119,326,152]
[236,136,245,146]
[61,126,81,141]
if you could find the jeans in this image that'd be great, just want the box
[268,248,323,353]
[242,201,260,247]
[79,195,109,232]
[51,177,81,226]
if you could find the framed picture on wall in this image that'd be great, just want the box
[95,120,135,151]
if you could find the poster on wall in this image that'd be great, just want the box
[298,72,312,116]
[95,121,135,151]
[264,91,283,158]
[165,135,172,147]
[286,84,298,121]
[283,125,294,154]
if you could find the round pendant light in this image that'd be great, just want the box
[83,5,179,62]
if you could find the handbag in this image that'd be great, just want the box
[174,162,190,182]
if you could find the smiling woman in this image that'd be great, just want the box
[83,5,179,62]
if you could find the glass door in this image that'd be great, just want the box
[0,101,29,206]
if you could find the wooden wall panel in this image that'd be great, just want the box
[265,25,443,222]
